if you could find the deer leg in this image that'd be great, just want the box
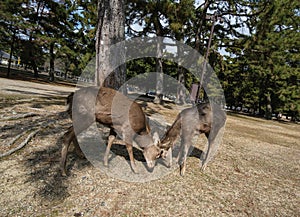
[176,141,184,164]
[103,136,115,167]
[61,126,74,176]
[73,137,85,159]
[179,138,192,176]
[166,148,173,168]
[125,143,138,173]
[200,132,211,171]
[103,129,116,166]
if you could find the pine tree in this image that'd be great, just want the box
[95,0,126,89]
[0,0,24,77]
[222,0,299,120]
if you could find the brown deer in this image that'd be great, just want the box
[60,86,162,176]
[159,103,226,176]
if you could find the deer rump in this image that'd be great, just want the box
[159,103,226,176]
[61,86,161,176]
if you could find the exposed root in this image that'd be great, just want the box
[0,112,39,121]
[0,129,39,158]
[5,131,28,147]
[0,111,68,158]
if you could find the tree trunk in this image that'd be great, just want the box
[95,0,125,89]
[49,42,55,82]
[176,39,185,105]
[265,92,272,120]
[32,59,38,78]
[154,37,164,104]
[7,28,16,78]
[153,2,164,104]
[194,0,210,52]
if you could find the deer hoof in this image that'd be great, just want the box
[103,155,109,166]
[103,160,108,167]
[200,163,207,171]
[131,165,139,174]
[179,163,186,176]
[61,169,67,177]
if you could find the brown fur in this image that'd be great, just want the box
[160,103,226,175]
[61,86,161,176]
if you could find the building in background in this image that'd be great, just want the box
[0,50,18,66]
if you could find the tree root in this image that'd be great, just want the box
[0,112,39,121]
[0,111,68,158]
[5,131,28,147]
[0,129,39,158]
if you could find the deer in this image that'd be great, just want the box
[159,102,226,176]
[60,86,162,176]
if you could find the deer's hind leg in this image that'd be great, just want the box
[103,129,117,166]
[72,136,85,159]
[61,126,75,176]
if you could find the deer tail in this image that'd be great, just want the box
[66,92,74,118]
[145,116,151,134]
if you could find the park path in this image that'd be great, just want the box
[0,77,77,97]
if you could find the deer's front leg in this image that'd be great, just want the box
[178,138,192,176]
[166,148,173,168]
[126,143,138,173]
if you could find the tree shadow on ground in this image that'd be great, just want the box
[132,94,178,112]
[24,135,71,202]
[1,88,70,99]
[0,94,66,111]
[0,112,69,140]
[171,145,203,161]
[66,138,152,174]
[190,146,203,159]
[0,67,76,88]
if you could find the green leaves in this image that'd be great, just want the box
[223,0,299,119]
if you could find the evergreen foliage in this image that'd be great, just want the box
[0,0,298,119]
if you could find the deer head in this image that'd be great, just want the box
[142,132,163,169]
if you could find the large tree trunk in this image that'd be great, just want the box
[153,2,164,104]
[95,0,126,89]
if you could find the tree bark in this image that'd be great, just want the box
[265,92,272,120]
[154,37,164,104]
[194,0,211,52]
[176,38,186,105]
[49,42,55,82]
[95,0,126,89]
[153,1,164,104]
[7,28,16,78]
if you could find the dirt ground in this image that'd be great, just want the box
[0,76,299,216]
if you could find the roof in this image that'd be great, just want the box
[0,50,18,61]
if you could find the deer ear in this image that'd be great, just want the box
[153,131,160,145]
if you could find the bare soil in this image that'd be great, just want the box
[0,77,299,217]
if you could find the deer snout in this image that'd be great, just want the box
[146,160,155,169]
[143,145,161,170]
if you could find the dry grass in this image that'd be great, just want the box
[0,89,299,216]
